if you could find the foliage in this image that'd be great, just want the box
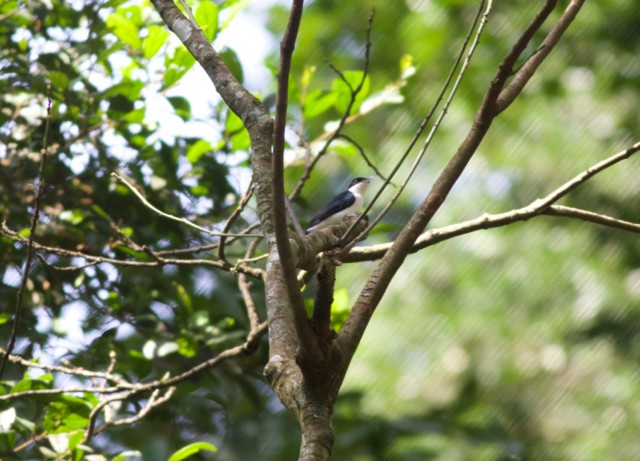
[1,0,639,460]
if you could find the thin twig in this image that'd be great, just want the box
[340,0,488,248]
[218,180,254,263]
[0,94,52,380]
[336,133,389,182]
[111,172,262,238]
[239,237,263,331]
[343,141,640,262]
[0,225,265,278]
[289,8,376,202]
[177,0,199,29]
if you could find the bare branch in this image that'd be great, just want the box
[543,205,640,232]
[336,133,389,182]
[341,0,489,249]
[110,385,176,427]
[311,253,337,342]
[112,173,261,238]
[1,95,52,380]
[272,0,323,364]
[343,141,640,262]
[289,8,375,202]
[239,236,264,332]
[497,0,584,113]
[335,0,586,377]
[0,224,265,279]
[218,180,255,263]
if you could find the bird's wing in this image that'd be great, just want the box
[307,191,355,228]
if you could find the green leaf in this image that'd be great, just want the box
[122,108,145,123]
[143,25,169,60]
[195,2,219,42]
[330,288,350,331]
[10,377,51,393]
[177,336,197,358]
[219,48,243,82]
[224,109,250,150]
[173,281,193,312]
[331,70,371,114]
[106,12,142,50]
[186,140,213,163]
[168,442,218,461]
[303,89,336,119]
[163,48,196,89]
[167,96,191,121]
[48,71,69,89]
[103,80,144,101]
[220,0,251,30]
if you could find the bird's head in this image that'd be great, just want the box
[348,177,372,193]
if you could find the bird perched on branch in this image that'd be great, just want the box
[305,177,372,234]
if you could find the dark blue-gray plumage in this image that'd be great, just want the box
[305,177,371,234]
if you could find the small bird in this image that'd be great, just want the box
[305,177,372,234]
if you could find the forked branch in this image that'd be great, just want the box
[334,0,586,375]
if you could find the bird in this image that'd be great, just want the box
[305,177,372,234]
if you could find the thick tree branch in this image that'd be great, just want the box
[311,254,337,341]
[271,0,322,365]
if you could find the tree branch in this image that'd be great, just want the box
[0,95,52,380]
[218,180,254,263]
[343,141,640,262]
[496,0,583,113]
[334,0,585,377]
[112,172,261,238]
[272,0,323,365]
[0,225,265,279]
[341,0,489,251]
[289,8,375,202]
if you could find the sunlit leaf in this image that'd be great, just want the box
[330,288,350,331]
[143,25,169,59]
[303,89,336,118]
[195,2,219,42]
[106,12,142,50]
[168,442,218,461]
[114,451,143,461]
[186,140,213,163]
[332,70,370,114]
[157,341,180,357]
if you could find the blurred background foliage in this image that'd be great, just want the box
[1,0,639,459]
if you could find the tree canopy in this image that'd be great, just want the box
[1,0,639,460]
